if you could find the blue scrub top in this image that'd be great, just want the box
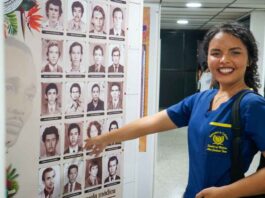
[167,89,265,198]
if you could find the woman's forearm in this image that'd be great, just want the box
[225,166,265,197]
[99,110,177,145]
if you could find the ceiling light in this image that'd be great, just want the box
[177,19,189,24]
[186,2,202,8]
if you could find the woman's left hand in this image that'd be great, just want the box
[195,187,234,198]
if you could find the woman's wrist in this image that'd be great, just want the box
[218,185,238,198]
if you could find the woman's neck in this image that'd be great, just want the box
[211,82,249,111]
[218,82,248,97]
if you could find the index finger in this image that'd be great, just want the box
[83,138,94,149]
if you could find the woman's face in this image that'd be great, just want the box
[207,32,249,88]
[90,124,99,138]
[90,165,98,177]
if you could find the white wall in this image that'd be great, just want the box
[123,2,161,198]
[0,2,5,198]
[250,11,265,95]
[137,3,161,198]
[123,0,143,197]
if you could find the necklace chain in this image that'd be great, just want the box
[212,86,249,109]
[213,95,227,104]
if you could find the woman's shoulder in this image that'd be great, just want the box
[240,91,265,115]
[192,89,217,101]
[240,92,265,136]
[241,91,265,105]
[179,89,216,108]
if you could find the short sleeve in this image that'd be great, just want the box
[166,93,197,128]
[243,94,265,151]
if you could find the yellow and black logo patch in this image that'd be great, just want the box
[207,131,228,154]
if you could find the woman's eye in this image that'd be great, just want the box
[231,51,241,55]
[210,52,220,56]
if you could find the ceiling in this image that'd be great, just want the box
[144,0,265,30]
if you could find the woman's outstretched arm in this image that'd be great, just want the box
[84,110,177,155]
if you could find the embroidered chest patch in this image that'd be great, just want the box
[207,131,228,154]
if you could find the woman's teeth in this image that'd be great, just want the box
[218,68,233,74]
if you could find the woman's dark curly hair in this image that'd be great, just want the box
[202,22,260,92]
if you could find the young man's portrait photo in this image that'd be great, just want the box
[39,165,60,198]
[109,6,125,37]
[41,39,63,73]
[64,122,83,154]
[63,162,83,194]
[67,0,87,33]
[107,82,123,110]
[104,155,121,183]
[89,4,107,35]
[41,82,62,116]
[89,43,106,73]
[107,117,122,146]
[42,0,64,31]
[85,158,102,188]
[40,124,61,159]
[87,82,105,112]
[65,82,84,114]
[66,40,86,73]
[108,45,125,74]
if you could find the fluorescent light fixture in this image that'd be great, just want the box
[186,2,202,8]
[177,19,189,24]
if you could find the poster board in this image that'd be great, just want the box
[5,0,128,197]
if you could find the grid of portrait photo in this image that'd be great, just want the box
[38,0,127,197]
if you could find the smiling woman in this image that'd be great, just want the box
[84,22,265,198]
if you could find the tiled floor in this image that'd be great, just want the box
[154,127,188,198]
